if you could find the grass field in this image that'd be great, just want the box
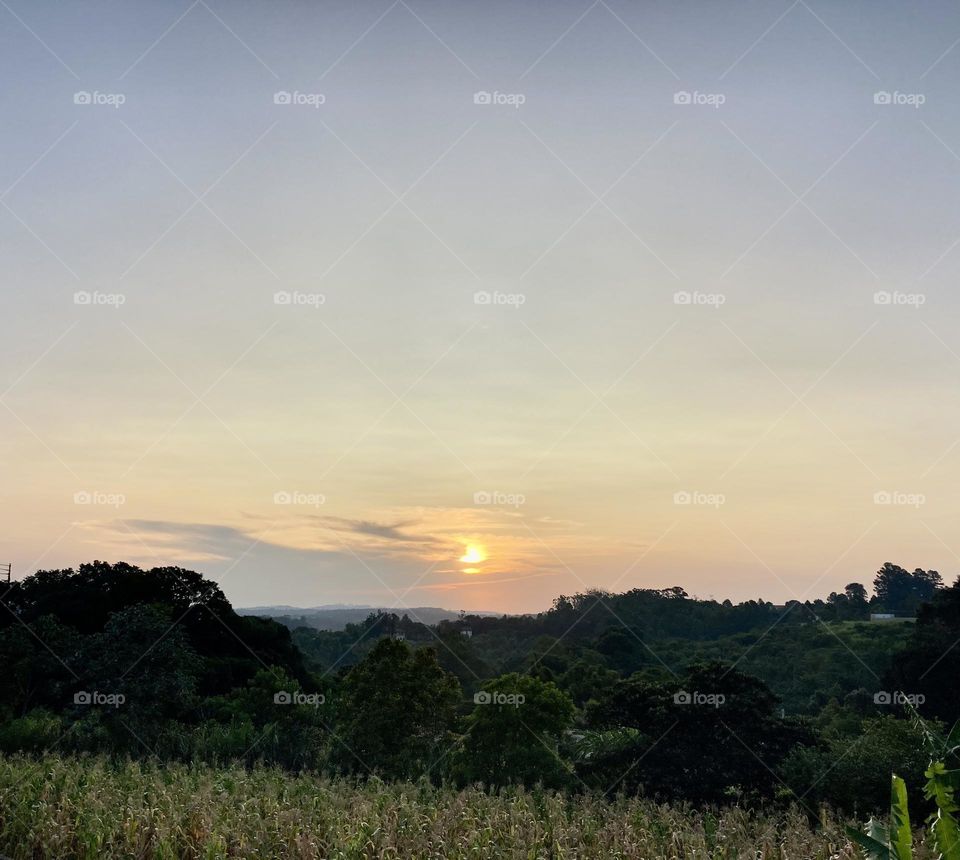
[0,755,896,859]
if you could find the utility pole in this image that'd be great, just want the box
[0,563,10,586]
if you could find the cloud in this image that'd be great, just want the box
[70,504,634,610]
[319,516,443,548]
[77,519,247,563]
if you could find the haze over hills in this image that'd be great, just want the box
[237,604,504,631]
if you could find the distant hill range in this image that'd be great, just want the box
[236,604,502,631]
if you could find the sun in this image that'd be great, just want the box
[459,544,486,564]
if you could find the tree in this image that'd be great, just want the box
[873,563,943,614]
[2,562,310,695]
[0,615,81,718]
[887,577,960,721]
[846,582,868,603]
[2,561,230,634]
[73,604,200,752]
[845,582,870,619]
[781,716,932,815]
[582,662,811,803]
[336,638,460,780]
[827,583,870,621]
[200,667,331,769]
[454,673,574,788]
[596,627,640,673]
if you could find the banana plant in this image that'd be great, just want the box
[925,761,960,859]
[846,774,913,860]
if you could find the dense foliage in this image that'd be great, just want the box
[1,559,958,825]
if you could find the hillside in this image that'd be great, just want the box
[238,604,502,631]
[3,560,958,825]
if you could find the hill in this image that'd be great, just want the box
[238,604,502,631]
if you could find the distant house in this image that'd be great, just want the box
[870,613,913,622]
[461,628,473,638]
[392,632,406,641]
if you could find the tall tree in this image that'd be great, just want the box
[873,563,942,613]
[336,638,460,780]
[454,673,574,788]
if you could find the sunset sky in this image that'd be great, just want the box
[3,0,960,613]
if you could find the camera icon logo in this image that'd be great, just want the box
[673,291,692,305]
[473,291,492,305]
[273,91,292,105]
[473,691,491,705]
[873,291,892,305]
[874,691,892,705]
[274,291,292,305]
[74,691,92,705]
[673,491,691,505]
[273,491,292,505]
[873,491,892,505]
[673,690,691,705]
[874,91,892,105]
[74,291,92,305]
[74,491,92,505]
[473,491,492,505]
[473,91,492,105]
[73,91,92,105]
[673,91,692,105]
[273,691,292,704]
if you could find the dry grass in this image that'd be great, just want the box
[0,754,891,858]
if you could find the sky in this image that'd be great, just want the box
[3,0,960,613]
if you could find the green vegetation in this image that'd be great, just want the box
[0,755,858,859]
[846,711,960,859]
[2,560,960,856]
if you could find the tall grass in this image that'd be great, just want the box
[0,754,879,859]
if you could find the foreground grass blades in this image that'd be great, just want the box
[0,755,873,859]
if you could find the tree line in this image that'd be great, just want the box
[0,560,957,815]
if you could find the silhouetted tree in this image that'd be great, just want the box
[582,662,811,803]
[887,576,960,721]
[873,563,942,614]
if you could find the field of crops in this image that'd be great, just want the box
[0,754,916,859]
